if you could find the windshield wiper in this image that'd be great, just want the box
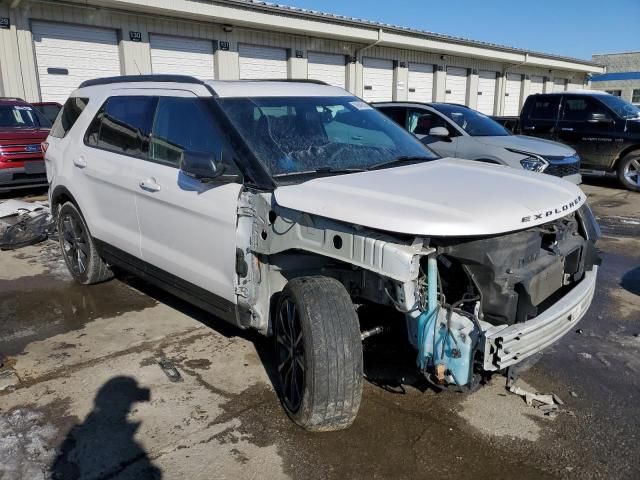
[368,155,435,171]
[273,166,366,178]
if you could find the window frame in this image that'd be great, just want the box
[559,95,615,123]
[50,97,89,138]
[632,89,640,105]
[527,96,562,122]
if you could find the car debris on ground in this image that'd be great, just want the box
[508,384,572,417]
[0,199,53,251]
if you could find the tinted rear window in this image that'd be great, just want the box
[50,98,88,138]
[85,96,157,157]
[528,96,561,120]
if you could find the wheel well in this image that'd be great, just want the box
[615,145,640,168]
[50,186,78,216]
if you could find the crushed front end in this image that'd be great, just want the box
[412,204,600,387]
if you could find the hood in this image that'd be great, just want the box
[274,159,586,237]
[0,127,49,143]
[475,135,575,157]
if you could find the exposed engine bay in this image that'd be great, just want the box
[433,206,601,327]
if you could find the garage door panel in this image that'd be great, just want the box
[308,52,346,88]
[32,22,120,103]
[503,73,522,116]
[477,70,497,115]
[445,67,468,104]
[529,75,545,96]
[408,63,433,103]
[150,34,215,80]
[553,79,566,92]
[363,57,393,102]
[239,44,288,79]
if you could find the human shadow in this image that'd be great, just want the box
[51,376,161,480]
[621,267,640,296]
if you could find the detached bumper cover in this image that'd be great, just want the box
[482,266,598,371]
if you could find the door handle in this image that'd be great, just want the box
[139,178,161,192]
[523,126,535,131]
[561,127,574,132]
[73,156,87,168]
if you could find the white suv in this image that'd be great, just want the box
[46,75,600,431]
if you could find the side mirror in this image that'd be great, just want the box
[587,112,613,124]
[429,126,450,137]
[180,151,227,182]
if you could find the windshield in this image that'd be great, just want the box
[431,104,511,136]
[598,94,640,119]
[217,96,438,178]
[0,104,49,128]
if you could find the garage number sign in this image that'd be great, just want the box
[219,41,230,51]
[129,31,142,42]
[0,18,9,29]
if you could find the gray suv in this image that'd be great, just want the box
[374,102,582,184]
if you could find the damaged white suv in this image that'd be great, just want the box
[46,75,600,431]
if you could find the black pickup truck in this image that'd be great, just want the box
[493,91,640,191]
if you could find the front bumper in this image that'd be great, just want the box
[482,266,598,371]
[0,165,48,192]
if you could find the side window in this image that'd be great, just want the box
[85,96,157,157]
[51,98,88,138]
[528,97,561,121]
[149,97,228,168]
[377,107,407,127]
[561,97,608,122]
[407,109,454,136]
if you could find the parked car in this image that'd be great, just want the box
[0,97,51,192]
[373,102,582,184]
[32,101,63,124]
[46,75,600,431]
[500,91,640,191]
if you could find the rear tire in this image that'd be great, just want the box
[57,202,113,285]
[274,276,363,431]
[617,150,640,192]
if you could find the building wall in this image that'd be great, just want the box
[590,52,640,104]
[0,0,592,114]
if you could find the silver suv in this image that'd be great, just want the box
[46,75,600,431]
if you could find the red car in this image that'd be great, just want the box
[0,98,51,192]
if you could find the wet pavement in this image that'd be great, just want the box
[0,181,638,479]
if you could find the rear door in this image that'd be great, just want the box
[520,95,561,140]
[134,92,242,312]
[556,95,618,168]
[79,95,157,256]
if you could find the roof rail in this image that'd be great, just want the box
[0,97,26,102]
[233,78,329,85]
[78,74,204,89]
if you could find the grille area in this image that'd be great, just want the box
[544,156,581,177]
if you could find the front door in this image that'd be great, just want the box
[406,108,459,157]
[133,92,243,313]
[556,95,618,169]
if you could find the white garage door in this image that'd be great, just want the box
[32,22,120,103]
[150,34,215,81]
[529,75,545,96]
[476,70,497,115]
[445,67,468,104]
[503,73,523,116]
[239,44,287,80]
[407,63,434,103]
[308,52,346,88]
[362,57,394,102]
[568,80,582,92]
[553,78,566,92]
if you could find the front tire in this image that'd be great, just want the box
[57,202,113,285]
[275,276,363,431]
[617,150,640,192]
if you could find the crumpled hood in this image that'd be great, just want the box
[475,134,576,157]
[274,158,586,237]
